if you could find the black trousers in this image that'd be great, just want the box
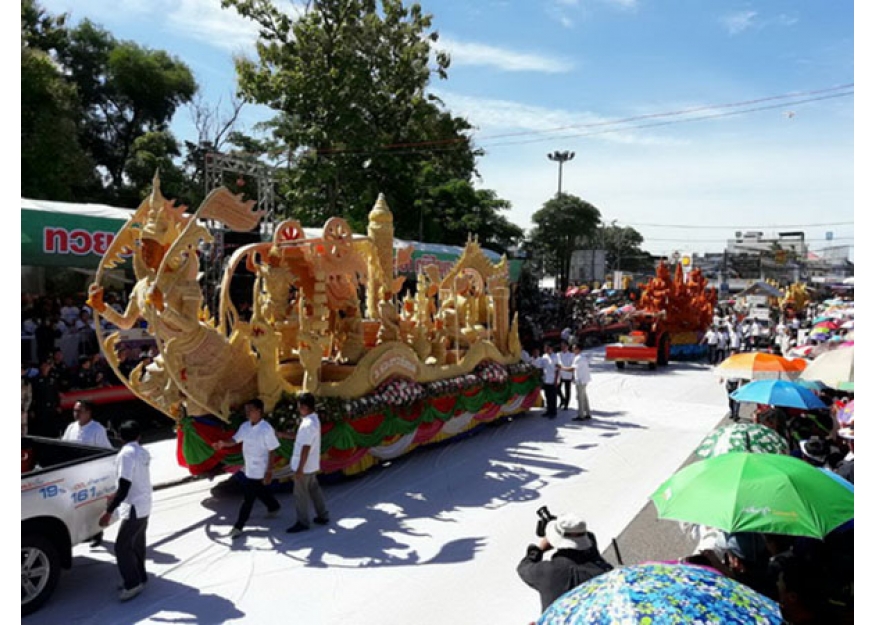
[116,509,148,590]
[543,384,558,416]
[557,379,573,409]
[235,476,280,530]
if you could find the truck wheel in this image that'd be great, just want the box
[657,334,671,366]
[615,361,626,370]
[22,534,60,616]
[648,362,657,371]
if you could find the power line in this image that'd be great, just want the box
[314,84,853,156]
[476,91,853,149]
[621,221,853,229]
[474,83,853,143]
[643,236,853,243]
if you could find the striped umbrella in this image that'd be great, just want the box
[714,352,807,381]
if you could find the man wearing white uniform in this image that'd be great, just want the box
[65,400,114,548]
[532,345,559,418]
[99,421,152,601]
[570,343,593,421]
[284,392,329,533]
[213,398,282,538]
[63,400,113,449]
[556,342,575,411]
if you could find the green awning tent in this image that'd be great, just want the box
[22,198,134,269]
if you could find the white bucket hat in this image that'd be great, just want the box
[545,513,594,551]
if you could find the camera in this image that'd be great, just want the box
[535,506,556,537]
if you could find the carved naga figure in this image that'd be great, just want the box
[89,177,265,421]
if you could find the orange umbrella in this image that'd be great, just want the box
[714,352,807,381]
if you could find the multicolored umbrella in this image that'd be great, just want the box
[714,352,806,381]
[730,379,828,410]
[787,345,815,358]
[538,562,782,625]
[696,422,789,458]
[837,400,854,426]
[800,346,854,390]
[651,453,854,538]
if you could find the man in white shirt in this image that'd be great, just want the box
[569,343,593,421]
[62,400,113,449]
[284,392,329,533]
[532,345,559,418]
[65,400,113,548]
[716,327,728,364]
[728,325,740,355]
[701,326,719,364]
[556,342,575,411]
[99,420,152,601]
[213,398,282,538]
[750,320,762,350]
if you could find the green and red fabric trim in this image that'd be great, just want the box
[176,366,541,477]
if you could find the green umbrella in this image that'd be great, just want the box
[696,423,789,458]
[651,453,854,538]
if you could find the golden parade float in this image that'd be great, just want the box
[88,178,540,477]
[605,260,717,369]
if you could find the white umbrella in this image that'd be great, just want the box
[800,346,854,390]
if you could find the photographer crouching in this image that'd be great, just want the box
[517,507,613,613]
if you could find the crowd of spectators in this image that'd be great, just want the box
[21,292,158,437]
[518,286,633,350]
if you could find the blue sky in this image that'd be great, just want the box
[34,0,855,260]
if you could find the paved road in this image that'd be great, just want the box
[27,353,730,624]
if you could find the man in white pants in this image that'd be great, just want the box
[285,392,329,533]
[570,343,592,422]
[556,342,575,411]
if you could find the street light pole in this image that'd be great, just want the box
[547,150,575,196]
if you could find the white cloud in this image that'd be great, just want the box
[165,0,268,52]
[437,36,573,73]
[435,90,681,148]
[43,0,299,53]
[603,0,639,9]
[722,10,759,35]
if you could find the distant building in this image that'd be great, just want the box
[687,231,852,293]
[569,249,606,284]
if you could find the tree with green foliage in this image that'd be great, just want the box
[598,221,651,274]
[21,1,198,204]
[529,193,602,292]
[224,0,519,249]
[58,20,197,203]
[21,0,95,199]
[415,179,523,252]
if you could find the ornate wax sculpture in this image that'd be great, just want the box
[90,179,525,424]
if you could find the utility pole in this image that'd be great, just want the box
[547,150,575,196]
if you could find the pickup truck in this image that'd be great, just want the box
[22,436,117,615]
